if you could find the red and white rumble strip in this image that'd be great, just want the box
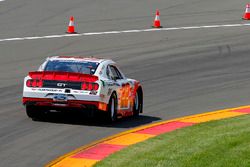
[46,105,250,167]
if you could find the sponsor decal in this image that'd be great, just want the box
[37,88,63,92]
[80,91,89,94]
[72,90,89,94]
[103,81,115,87]
[107,82,115,86]
[52,60,89,63]
[53,103,67,106]
[53,94,67,101]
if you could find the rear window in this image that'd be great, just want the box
[44,60,99,75]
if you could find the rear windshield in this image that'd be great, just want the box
[44,60,99,75]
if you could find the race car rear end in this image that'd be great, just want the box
[23,71,106,118]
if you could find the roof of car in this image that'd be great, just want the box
[47,56,110,63]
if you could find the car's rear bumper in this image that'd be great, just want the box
[23,97,107,111]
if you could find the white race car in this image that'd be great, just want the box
[22,56,143,121]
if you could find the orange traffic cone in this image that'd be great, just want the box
[243,4,250,20]
[67,16,77,33]
[152,9,162,28]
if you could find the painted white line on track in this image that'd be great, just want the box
[1,23,250,43]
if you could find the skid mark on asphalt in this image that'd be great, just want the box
[1,23,250,43]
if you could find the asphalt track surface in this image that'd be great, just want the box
[1,0,250,166]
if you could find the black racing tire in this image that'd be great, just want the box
[133,89,143,117]
[26,106,45,119]
[106,93,118,123]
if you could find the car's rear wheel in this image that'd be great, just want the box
[133,89,143,117]
[106,93,117,122]
[26,106,44,119]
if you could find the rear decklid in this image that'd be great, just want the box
[27,71,99,90]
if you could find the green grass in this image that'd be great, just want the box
[95,115,250,167]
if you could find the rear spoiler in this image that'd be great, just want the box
[28,71,98,82]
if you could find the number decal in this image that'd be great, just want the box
[119,83,132,109]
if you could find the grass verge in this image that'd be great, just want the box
[95,115,250,167]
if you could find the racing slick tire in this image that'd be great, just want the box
[133,89,143,117]
[26,105,45,119]
[106,93,118,123]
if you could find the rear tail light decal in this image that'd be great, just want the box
[93,83,99,90]
[26,79,99,91]
[26,79,43,88]
[81,82,99,91]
